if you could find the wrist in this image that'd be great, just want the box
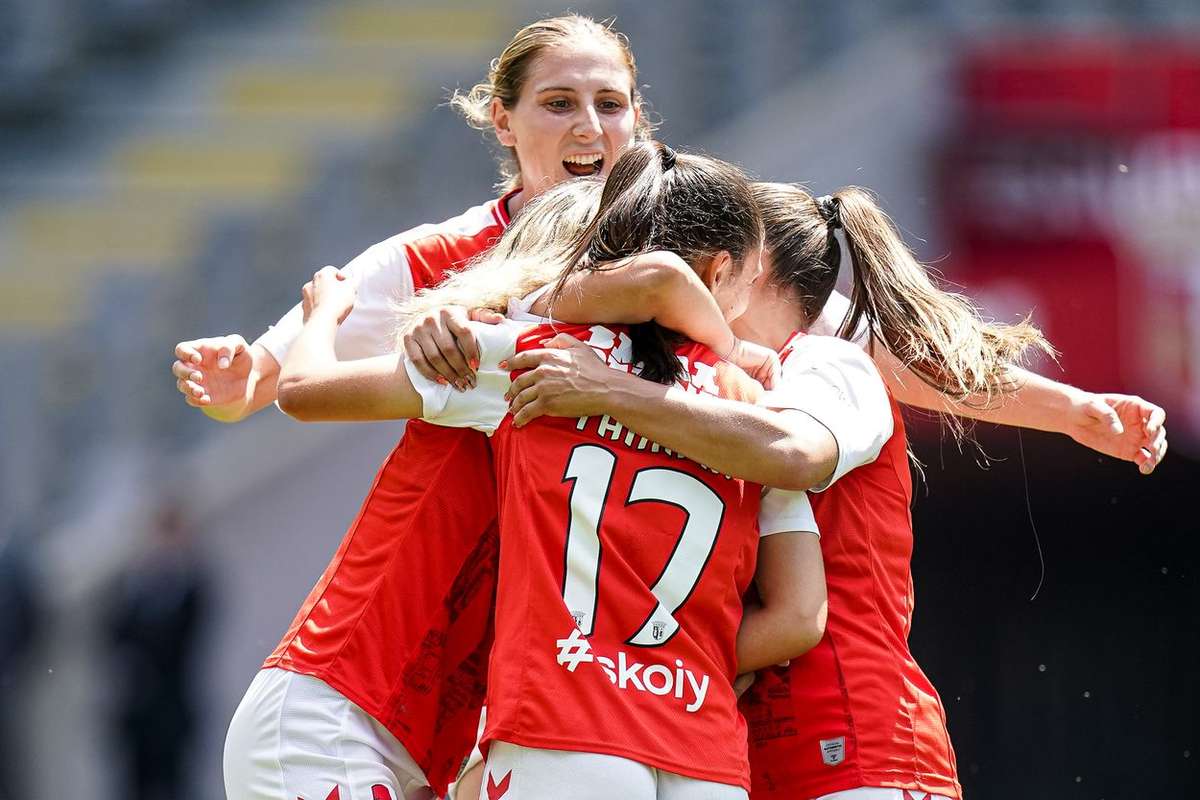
[604,370,662,418]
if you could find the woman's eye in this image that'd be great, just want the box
[546,99,571,111]
[598,100,624,113]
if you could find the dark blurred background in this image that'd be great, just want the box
[0,1,1195,798]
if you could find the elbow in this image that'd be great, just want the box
[644,253,696,306]
[783,604,828,660]
[768,445,835,492]
[276,374,318,421]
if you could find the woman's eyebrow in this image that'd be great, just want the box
[535,85,625,94]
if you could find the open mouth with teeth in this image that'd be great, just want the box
[563,153,604,177]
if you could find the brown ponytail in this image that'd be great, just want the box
[755,183,1053,436]
[552,142,762,383]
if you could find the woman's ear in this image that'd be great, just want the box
[701,251,735,290]
[491,98,517,147]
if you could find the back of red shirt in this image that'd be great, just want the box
[742,398,961,799]
[476,324,762,790]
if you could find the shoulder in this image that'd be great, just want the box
[351,197,509,289]
[781,334,881,385]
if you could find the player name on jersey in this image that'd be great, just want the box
[572,414,734,479]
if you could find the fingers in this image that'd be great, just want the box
[428,315,474,386]
[1143,404,1166,436]
[1142,425,1168,473]
[171,359,202,383]
[509,386,542,426]
[176,378,209,404]
[403,335,447,386]
[468,307,505,324]
[503,368,540,402]
[541,333,590,351]
[504,349,561,374]
[760,357,780,391]
[175,341,202,365]
[312,265,341,284]
[445,313,481,373]
[1087,396,1124,435]
[732,672,756,699]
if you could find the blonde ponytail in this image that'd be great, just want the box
[393,177,603,342]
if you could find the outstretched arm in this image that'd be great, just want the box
[876,348,1168,474]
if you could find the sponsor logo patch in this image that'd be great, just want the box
[819,736,846,766]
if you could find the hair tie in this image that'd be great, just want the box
[816,195,842,230]
[660,144,677,173]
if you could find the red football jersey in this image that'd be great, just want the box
[263,194,513,795]
[743,333,961,799]
[411,322,813,790]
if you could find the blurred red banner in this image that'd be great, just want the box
[940,36,1200,449]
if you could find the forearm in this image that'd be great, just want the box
[549,254,735,355]
[736,601,823,674]
[601,373,831,489]
[736,531,827,672]
[277,313,420,421]
[878,349,1080,433]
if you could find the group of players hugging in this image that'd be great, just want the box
[172,15,1167,800]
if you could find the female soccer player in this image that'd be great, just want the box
[481,182,1075,800]
[275,144,854,800]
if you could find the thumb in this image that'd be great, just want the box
[217,336,246,370]
[1088,396,1123,434]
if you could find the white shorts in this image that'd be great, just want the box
[815,789,955,800]
[446,707,487,800]
[480,741,747,800]
[224,668,435,800]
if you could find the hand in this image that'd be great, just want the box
[1066,392,1167,474]
[728,338,781,390]
[301,266,358,324]
[171,334,256,421]
[401,305,482,391]
[733,672,756,699]
[504,334,611,426]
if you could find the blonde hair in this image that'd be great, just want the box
[754,182,1054,437]
[395,177,603,339]
[449,14,654,192]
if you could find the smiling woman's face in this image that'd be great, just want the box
[491,40,639,199]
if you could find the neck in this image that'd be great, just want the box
[505,187,527,218]
[732,282,805,352]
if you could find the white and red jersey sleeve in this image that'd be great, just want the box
[255,194,513,365]
[404,319,527,434]
[760,333,893,490]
